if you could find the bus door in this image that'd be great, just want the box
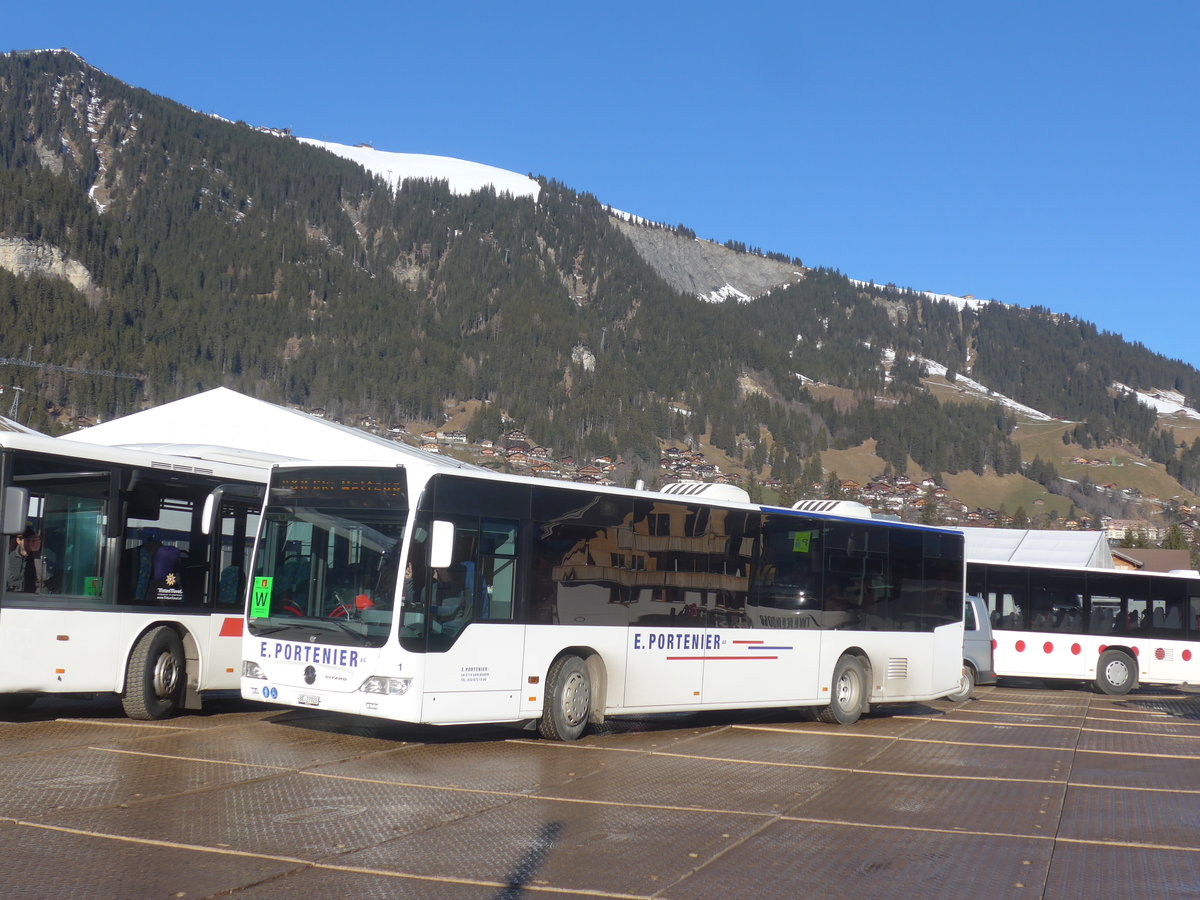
[1,455,112,692]
[202,485,263,686]
[416,515,524,722]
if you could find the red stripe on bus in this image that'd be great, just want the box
[219,617,243,637]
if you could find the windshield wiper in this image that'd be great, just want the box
[310,618,374,644]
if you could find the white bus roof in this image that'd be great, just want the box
[1,429,268,482]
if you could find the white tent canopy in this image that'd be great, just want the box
[60,387,480,470]
[958,527,1113,569]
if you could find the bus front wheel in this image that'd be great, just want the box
[538,655,591,741]
[818,655,867,724]
[121,627,186,720]
[1094,649,1136,695]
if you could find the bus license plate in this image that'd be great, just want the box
[297,694,321,707]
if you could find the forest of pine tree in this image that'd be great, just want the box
[2,49,1199,515]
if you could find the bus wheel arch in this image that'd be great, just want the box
[121,625,189,720]
[818,652,870,725]
[538,650,603,741]
[1094,648,1138,695]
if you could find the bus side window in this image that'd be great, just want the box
[122,483,210,606]
[479,519,518,620]
[8,458,109,600]
[215,500,259,610]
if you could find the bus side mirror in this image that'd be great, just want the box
[201,492,217,536]
[429,520,455,569]
[2,486,29,535]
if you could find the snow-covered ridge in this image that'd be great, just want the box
[1113,384,1200,421]
[297,139,540,201]
[850,279,995,311]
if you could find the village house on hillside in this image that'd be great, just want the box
[1105,519,1164,543]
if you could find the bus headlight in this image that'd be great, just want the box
[359,675,414,696]
[242,660,267,680]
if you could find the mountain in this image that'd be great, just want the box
[2,49,1199,535]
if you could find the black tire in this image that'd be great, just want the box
[818,655,867,724]
[945,663,976,703]
[1094,649,1136,695]
[538,655,592,741]
[121,627,186,720]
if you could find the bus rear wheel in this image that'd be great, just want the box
[538,655,591,741]
[1094,649,1136,695]
[818,655,867,724]
[121,627,186,720]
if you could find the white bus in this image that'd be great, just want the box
[966,560,1200,694]
[241,463,966,739]
[0,432,266,717]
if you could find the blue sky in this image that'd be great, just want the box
[8,1,1198,367]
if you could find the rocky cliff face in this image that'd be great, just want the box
[612,217,804,301]
[0,238,100,303]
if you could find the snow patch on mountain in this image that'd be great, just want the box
[917,356,1053,420]
[701,283,752,304]
[297,139,541,201]
[1113,384,1200,421]
[871,349,1056,421]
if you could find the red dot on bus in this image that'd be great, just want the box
[1155,648,1165,661]
[1184,650,1193,662]
[1071,644,1081,655]
[1098,645,1107,653]
[991,639,997,650]
[1132,646,1140,657]
[1043,642,1054,654]
[1015,640,1026,652]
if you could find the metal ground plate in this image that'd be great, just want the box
[3,684,1199,898]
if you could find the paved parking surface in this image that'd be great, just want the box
[3,683,1200,899]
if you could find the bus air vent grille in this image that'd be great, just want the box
[886,658,908,680]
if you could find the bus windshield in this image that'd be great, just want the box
[246,467,407,648]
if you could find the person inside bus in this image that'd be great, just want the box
[128,528,161,602]
[430,562,475,633]
[6,526,46,593]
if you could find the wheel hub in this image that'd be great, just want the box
[152,651,180,699]
[836,672,855,706]
[1105,659,1129,686]
[560,671,589,726]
